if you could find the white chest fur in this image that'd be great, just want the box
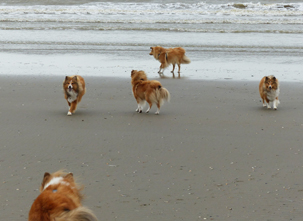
[266,88,280,101]
[67,90,78,103]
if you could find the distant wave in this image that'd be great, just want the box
[1,26,303,34]
[0,2,302,33]
[0,2,302,16]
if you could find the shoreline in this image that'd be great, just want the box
[0,52,302,82]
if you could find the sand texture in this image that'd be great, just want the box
[0,75,303,221]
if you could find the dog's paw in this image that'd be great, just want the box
[139,110,142,113]
[67,111,72,116]
[136,108,139,112]
[155,111,159,115]
[262,103,267,107]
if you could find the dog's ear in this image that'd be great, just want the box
[272,76,276,81]
[72,76,77,81]
[65,172,73,178]
[150,47,153,49]
[265,76,269,81]
[64,172,74,182]
[65,76,69,81]
[41,172,51,188]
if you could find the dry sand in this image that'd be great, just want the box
[0,75,303,221]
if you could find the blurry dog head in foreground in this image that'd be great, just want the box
[28,170,98,221]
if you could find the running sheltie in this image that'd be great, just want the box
[259,75,280,110]
[131,70,170,114]
[63,75,86,116]
[28,170,98,221]
[149,46,191,78]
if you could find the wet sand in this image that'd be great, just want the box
[0,75,303,220]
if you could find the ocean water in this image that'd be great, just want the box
[0,0,302,81]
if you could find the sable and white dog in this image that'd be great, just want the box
[63,75,86,116]
[259,75,280,110]
[149,46,191,78]
[131,70,170,114]
[28,170,98,221]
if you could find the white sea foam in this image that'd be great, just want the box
[0,2,302,23]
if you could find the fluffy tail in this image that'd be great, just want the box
[154,87,170,106]
[181,55,191,64]
[56,207,98,221]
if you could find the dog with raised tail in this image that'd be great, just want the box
[149,46,191,78]
[259,75,280,110]
[131,70,170,114]
[28,170,98,221]
[63,75,86,116]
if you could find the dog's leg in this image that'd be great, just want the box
[136,100,145,113]
[262,98,266,107]
[262,101,267,107]
[158,69,164,75]
[145,98,152,113]
[158,65,162,74]
[136,103,143,113]
[155,103,160,115]
[68,101,77,115]
[265,97,271,109]
[136,104,143,113]
[171,64,175,76]
[273,98,279,110]
[261,95,267,107]
[177,64,181,74]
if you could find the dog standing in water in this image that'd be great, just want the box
[149,46,191,78]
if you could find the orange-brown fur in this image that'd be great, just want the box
[149,46,191,78]
[259,75,280,110]
[131,70,170,114]
[28,170,98,221]
[63,75,86,115]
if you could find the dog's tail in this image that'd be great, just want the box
[56,207,98,221]
[181,55,191,64]
[154,86,170,106]
[149,81,170,105]
[159,86,170,103]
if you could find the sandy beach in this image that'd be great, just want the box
[1,74,303,220]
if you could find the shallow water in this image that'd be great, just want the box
[0,0,302,81]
